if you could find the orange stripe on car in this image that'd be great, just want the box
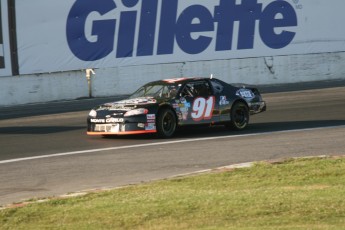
[87,130,157,135]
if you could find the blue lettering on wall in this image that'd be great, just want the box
[176,5,214,54]
[66,0,117,61]
[66,0,298,61]
[137,0,158,56]
[260,0,298,49]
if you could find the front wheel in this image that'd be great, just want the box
[226,102,249,131]
[156,108,177,138]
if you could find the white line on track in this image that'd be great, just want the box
[1,125,344,165]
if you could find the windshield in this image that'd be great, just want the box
[129,83,181,99]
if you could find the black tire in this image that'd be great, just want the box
[156,108,177,138]
[227,101,249,130]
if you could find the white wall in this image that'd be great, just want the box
[1,51,345,106]
[2,0,344,106]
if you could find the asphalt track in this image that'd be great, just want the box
[0,83,345,206]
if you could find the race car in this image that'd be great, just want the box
[87,77,266,138]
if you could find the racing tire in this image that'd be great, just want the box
[156,108,177,138]
[226,101,249,131]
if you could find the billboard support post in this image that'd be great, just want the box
[85,68,95,98]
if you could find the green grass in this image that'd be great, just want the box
[1,157,345,229]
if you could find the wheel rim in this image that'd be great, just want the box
[163,112,174,134]
[234,106,247,128]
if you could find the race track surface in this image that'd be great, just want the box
[0,85,345,206]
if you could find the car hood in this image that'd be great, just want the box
[96,97,158,111]
[113,97,158,105]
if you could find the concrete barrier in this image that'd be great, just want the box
[1,52,345,106]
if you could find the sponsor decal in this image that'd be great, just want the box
[147,119,156,123]
[174,98,191,120]
[180,107,188,113]
[219,96,230,105]
[236,89,255,99]
[145,123,156,131]
[138,123,145,128]
[147,114,156,120]
[66,0,298,61]
[90,119,106,123]
[91,118,124,123]
[177,112,183,121]
[106,118,124,123]
[172,103,180,108]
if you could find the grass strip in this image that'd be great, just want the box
[1,157,345,229]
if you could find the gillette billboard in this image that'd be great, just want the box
[14,0,345,74]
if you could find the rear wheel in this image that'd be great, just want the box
[226,102,249,130]
[156,108,177,138]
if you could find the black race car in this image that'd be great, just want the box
[87,77,266,138]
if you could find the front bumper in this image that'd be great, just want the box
[249,101,266,115]
[87,120,157,136]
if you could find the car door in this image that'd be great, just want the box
[177,80,219,125]
[210,79,232,122]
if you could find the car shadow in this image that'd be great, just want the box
[101,120,345,140]
[1,120,343,137]
[170,120,345,138]
[248,120,345,134]
[0,126,85,135]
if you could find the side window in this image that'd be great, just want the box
[160,86,170,98]
[210,79,224,94]
[180,83,194,97]
[193,81,212,97]
[180,81,212,98]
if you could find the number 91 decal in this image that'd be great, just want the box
[191,96,215,121]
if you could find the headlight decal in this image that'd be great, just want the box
[89,109,97,117]
[124,108,148,117]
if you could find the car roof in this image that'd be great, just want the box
[146,77,227,87]
[159,77,211,84]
